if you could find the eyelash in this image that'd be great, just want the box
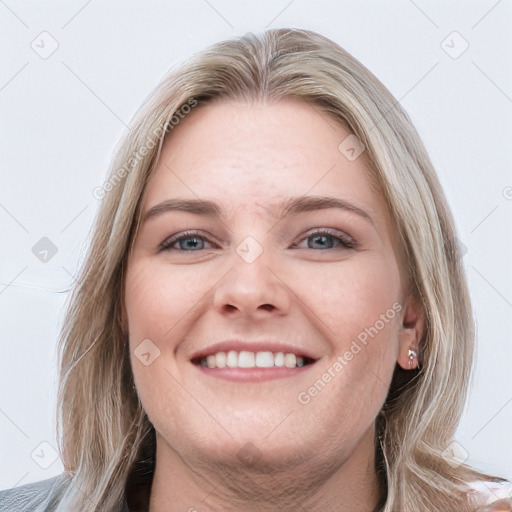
[159,228,356,252]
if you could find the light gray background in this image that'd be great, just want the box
[1,0,511,489]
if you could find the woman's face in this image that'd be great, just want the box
[125,97,414,476]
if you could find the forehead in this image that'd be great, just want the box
[144,97,387,225]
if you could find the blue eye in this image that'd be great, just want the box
[296,229,355,250]
[305,234,347,249]
[160,231,213,252]
[160,228,355,253]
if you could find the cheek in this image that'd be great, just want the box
[308,254,402,339]
[124,258,210,341]
[124,259,207,426]
[300,260,402,438]
[302,253,402,413]
[339,259,401,384]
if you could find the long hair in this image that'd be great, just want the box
[55,28,499,511]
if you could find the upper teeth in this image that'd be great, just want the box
[200,350,305,369]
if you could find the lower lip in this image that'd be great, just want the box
[194,363,316,382]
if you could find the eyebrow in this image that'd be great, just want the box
[143,195,374,225]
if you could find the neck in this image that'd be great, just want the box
[148,427,383,512]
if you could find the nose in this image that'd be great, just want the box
[212,246,291,320]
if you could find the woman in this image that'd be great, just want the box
[1,28,510,512]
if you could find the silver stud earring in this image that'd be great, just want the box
[408,348,418,369]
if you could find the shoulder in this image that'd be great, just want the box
[467,480,512,511]
[0,473,71,512]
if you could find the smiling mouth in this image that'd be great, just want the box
[191,350,317,369]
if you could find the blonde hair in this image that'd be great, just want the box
[56,28,499,511]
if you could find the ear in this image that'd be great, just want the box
[397,294,426,370]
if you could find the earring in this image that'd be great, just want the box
[408,348,418,369]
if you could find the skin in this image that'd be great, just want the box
[124,97,426,512]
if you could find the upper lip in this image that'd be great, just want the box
[190,340,320,362]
